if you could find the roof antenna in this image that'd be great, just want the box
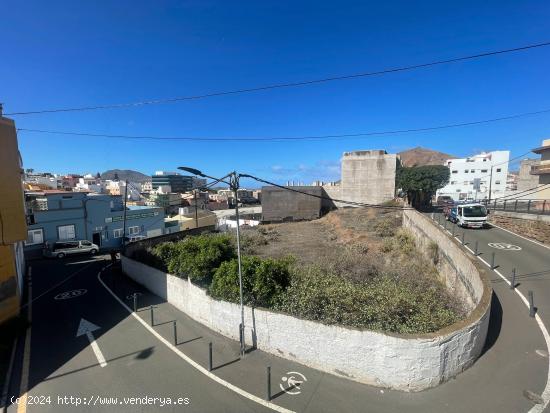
[0,103,3,117]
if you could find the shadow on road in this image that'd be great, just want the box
[481,292,502,356]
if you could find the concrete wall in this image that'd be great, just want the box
[261,186,328,222]
[340,150,397,205]
[123,210,491,391]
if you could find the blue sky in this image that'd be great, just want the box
[3,1,550,187]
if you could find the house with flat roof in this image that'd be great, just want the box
[25,191,165,251]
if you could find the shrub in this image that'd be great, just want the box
[276,267,461,334]
[374,218,397,237]
[161,234,236,284]
[210,256,292,307]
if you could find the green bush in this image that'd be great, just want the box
[154,234,236,284]
[276,267,461,334]
[210,256,292,307]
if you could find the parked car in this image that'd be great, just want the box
[436,195,454,206]
[43,240,99,259]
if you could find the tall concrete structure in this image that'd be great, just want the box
[339,150,397,205]
[531,138,550,200]
[517,159,540,192]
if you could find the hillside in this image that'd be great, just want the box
[101,169,150,183]
[398,147,455,167]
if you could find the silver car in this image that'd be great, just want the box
[43,240,99,259]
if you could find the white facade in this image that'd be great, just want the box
[437,151,510,201]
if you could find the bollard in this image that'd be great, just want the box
[431,212,434,220]
[474,240,479,256]
[444,220,447,230]
[150,305,154,326]
[491,252,495,269]
[208,342,213,371]
[529,291,535,317]
[461,232,465,245]
[133,293,137,312]
[452,224,455,238]
[266,366,271,401]
[173,321,177,345]
[510,268,516,290]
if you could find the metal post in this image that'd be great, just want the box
[510,268,516,290]
[488,166,493,204]
[266,366,271,401]
[444,220,447,230]
[122,179,129,253]
[133,293,137,312]
[173,321,177,345]
[461,232,465,245]
[503,200,507,210]
[431,212,434,220]
[208,342,213,371]
[542,200,547,215]
[529,291,535,317]
[474,240,478,256]
[232,173,246,357]
[194,190,199,228]
[150,305,154,326]
[491,252,495,269]
[452,224,455,238]
[527,200,531,212]
[514,200,518,211]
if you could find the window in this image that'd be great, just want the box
[456,189,461,192]
[26,229,43,245]
[464,170,469,173]
[81,241,92,246]
[451,181,457,185]
[496,168,502,172]
[58,224,76,241]
[452,170,458,174]
[481,169,488,173]
[471,169,475,173]
[463,181,469,185]
[128,226,140,235]
[495,180,501,185]
[113,228,124,238]
[483,159,487,162]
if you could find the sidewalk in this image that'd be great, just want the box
[100,262,546,413]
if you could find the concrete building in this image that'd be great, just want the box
[151,171,206,193]
[0,113,26,325]
[164,209,217,233]
[24,172,60,189]
[25,192,164,250]
[517,159,541,192]
[530,139,550,200]
[437,151,510,201]
[340,150,397,205]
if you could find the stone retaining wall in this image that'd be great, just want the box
[122,209,492,391]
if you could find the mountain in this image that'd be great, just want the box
[101,169,150,183]
[397,147,456,167]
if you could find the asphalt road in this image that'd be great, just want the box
[4,216,550,413]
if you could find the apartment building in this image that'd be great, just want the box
[437,151,510,201]
[0,113,26,324]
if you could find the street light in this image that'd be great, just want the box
[178,166,246,357]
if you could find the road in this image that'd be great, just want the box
[3,215,550,412]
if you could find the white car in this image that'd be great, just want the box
[43,240,99,259]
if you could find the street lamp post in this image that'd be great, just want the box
[179,167,246,357]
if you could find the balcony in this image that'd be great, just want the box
[530,164,550,175]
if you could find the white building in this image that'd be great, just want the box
[437,151,510,201]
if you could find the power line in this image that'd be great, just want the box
[492,183,550,201]
[6,40,550,116]
[240,173,414,210]
[15,107,550,142]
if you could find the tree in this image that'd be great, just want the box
[397,165,449,208]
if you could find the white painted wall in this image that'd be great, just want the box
[123,210,491,391]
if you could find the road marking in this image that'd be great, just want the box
[490,222,550,251]
[54,289,87,300]
[487,242,521,251]
[98,269,294,413]
[441,219,550,413]
[17,267,32,413]
[280,372,307,395]
[76,319,107,367]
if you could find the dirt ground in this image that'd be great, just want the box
[241,207,402,267]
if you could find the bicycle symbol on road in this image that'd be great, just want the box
[280,372,307,395]
[54,289,87,300]
[488,243,522,251]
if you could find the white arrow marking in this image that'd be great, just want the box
[76,318,107,367]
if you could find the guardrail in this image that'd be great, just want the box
[483,199,549,215]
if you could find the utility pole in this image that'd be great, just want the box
[121,179,129,251]
[487,166,493,203]
[231,173,246,357]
